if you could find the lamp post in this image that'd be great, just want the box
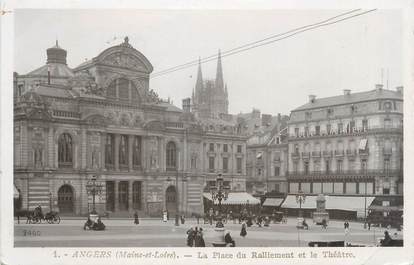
[175,170,179,226]
[86,175,103,214]
[209,174,230,227]
[295,190,306,218]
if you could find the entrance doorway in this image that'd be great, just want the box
[165,185,177,215]
[118,181,129,211]
[106,181,115,212]
[58,185,74,213]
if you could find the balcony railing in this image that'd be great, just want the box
[289,125,402,139]
[287,169,402,177]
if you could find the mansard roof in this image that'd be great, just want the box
[293,88,403,112]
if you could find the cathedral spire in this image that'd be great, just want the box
[215,49,224,92]
[195,57,204,96]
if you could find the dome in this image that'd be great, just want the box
[46,40,67,65]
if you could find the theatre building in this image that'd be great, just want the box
[13,37,247,216]
[283,86,403,218]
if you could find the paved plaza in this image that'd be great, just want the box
[14,217,401,247]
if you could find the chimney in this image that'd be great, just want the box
[309,95,316,103]
[343,89,351,96]
[277,113,281,122]
[396,86,403,95]
[375,84,383,92]
[182,98,191,113]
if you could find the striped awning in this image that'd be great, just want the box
[203,192,260,205]
[263,198,284,207]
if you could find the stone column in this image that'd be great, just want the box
[128,180,133,212]
[81,129,87,169]
[141,136,147,170]
[114,134,120,171]
[114,181,119,212]
[101,133,106,170]
[128,135,134,171]
[48,127,54,168]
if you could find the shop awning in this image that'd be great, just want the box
[262,198,284,207]
[14,184,20,199]
[281,195,375,214]
[281,195,317,209]
[369,205,403,212]
[203,192,260,205]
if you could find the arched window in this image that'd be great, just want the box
[58,133,73,167]
[166,141,177,170]
[106,78,139,102]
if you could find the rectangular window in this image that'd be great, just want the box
[362,119,368,131]
[384,118,392,129]
[237,145,242,153]
[274,166,280,176]
[209,143,214,152]
[223,144,228,153]
[337,160,343,173]
[326,124,331,135]
[295,128,299,137]
[293,162,298,173]
[274,184,280,193]
[209,157,215,172]
[349,120,355,132]
[236,158,242,173]
[191,156,197,169]
[325,160,330,173]
[105,134,114,166]
[222,157,228,173]
[304,161,309,174]
[304,127,309,137]
[257,168,262,176]
[361,159,367,173]
[384,158,390,174]
[315,125,320,136]
[338,123,343,134]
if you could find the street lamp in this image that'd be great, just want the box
[86,175,103,214]
[295,190,306,218]
[209,174,231,227]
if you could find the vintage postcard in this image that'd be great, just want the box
[1,1,413,265]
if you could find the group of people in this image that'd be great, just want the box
[84,216,105,231]
[186,227,206,247]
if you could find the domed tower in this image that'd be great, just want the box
[46,40,68,65]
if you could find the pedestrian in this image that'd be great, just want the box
[381,231,392,247]
[186,227,195,247]
[321,219,327,229]
[368,221,371,230]
[344,220,349,234]
[194,227,205,247]
[225,231,236,247]
[240,221,247,237]
[134,211,139,225]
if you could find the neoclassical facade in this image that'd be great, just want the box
[287,86,403,196]
[14,38,247,216]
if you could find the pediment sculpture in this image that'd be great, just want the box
[102,52,146,71]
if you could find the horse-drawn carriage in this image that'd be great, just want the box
[20,206,61,224]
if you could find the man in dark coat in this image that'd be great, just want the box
[186,227,195,247]
[134,211,139,225]
[224,231,235,247]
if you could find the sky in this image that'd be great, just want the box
[14,9,403,115]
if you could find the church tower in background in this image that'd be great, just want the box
[191,51,229,119]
